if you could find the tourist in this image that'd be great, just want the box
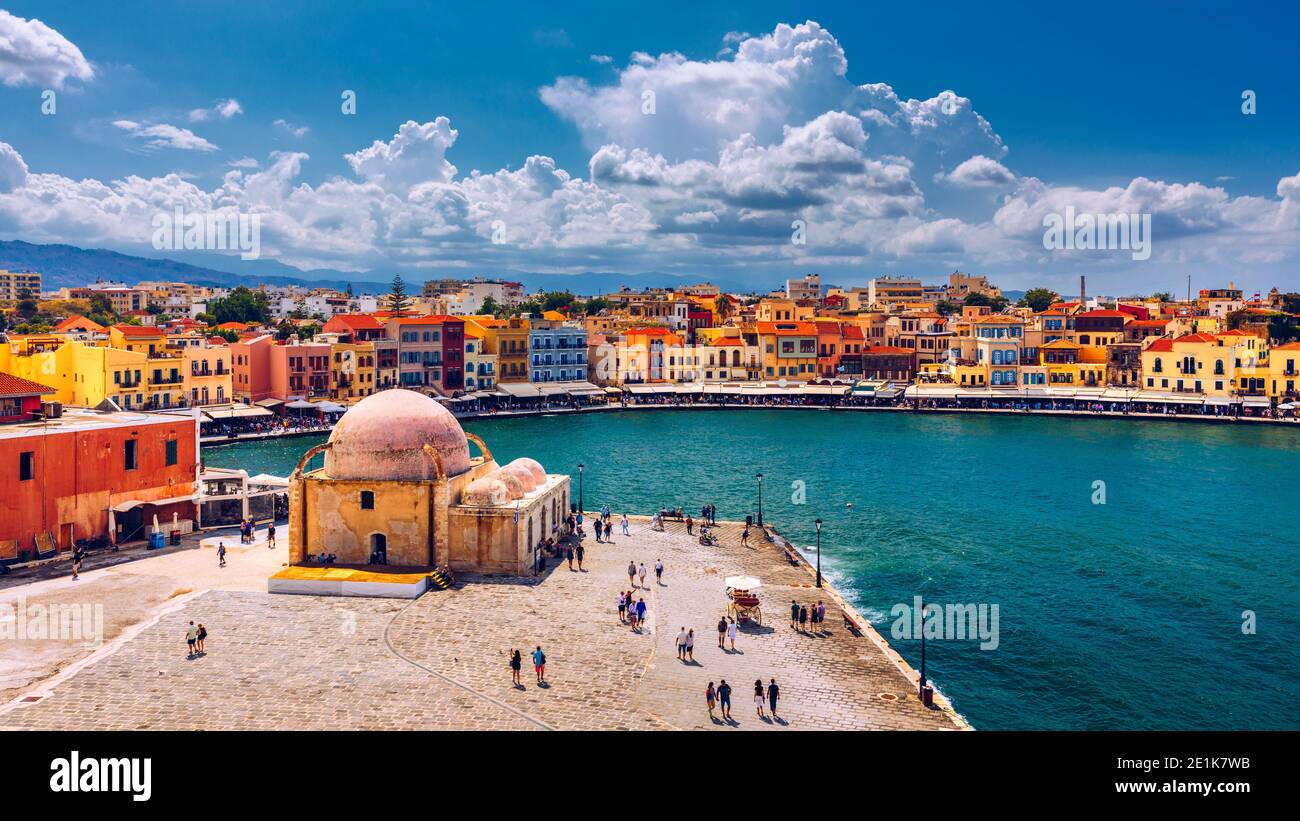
[575,542,584,570]
[267,523,276,548]
[790,599,800,630]
[718,679,732,721]
[726,617,738,651]
[509,649,522,686]
[816,600,826,633]
[196,623,207,654]
[532,645,546,684]
[635,597,647,629]
[594,519,603,543]
[654,558,664,585]
[617,591,627,623]
[676,627,688,660]
[686,515,694,535]
[628,560,637,589]
[754,679,766,719]
[767,678,780,719]
[638,562,647,588]
[799,604,808,632]
[71,545,84,580]
[565,544,575,571]
[621,514,630,537]
[685,628,695,661]
[185,621,198,658]
[706,681,717,721]
[741,526,750,548]
[627,594,638,630]
[218,542,227,568]
[717,616,727,648]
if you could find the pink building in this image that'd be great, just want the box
[231,334,273,403]
[270,340,331,400]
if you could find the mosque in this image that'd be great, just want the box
[275,389,570,596]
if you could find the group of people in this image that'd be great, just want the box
[618,590,648,629]
[791,599,828,633]
[591,511,630,543]
[705,678,781,722]
[183,620,209,658]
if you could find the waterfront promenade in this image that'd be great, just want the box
[0,517,966,731]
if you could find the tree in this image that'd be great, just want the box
[386,275,411,313]
[1017,288,1059,313]
[207,286,270,324]
[1225,309,1251,330]
[1152,291,1174,302]
[479,295,502,316]
[935,299,959,316]
[345,282,354,298]
[582,296,611,315]
[1280,293,1300,314]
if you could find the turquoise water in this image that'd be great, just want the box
[204,409,1300,730]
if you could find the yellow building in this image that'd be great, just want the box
[183,341,232,406]
[1141,332,1268,397]
[1041,339,1105,386]
[463,330,496,392]
[463,315,529,383]
[0,335,151,409]
[1267,342,1300,400]
[756,321,817,381]
[319,337,376,403]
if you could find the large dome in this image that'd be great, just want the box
[324,389,472,480]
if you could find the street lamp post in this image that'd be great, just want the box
[919,592,927,701]
[578,463,584,514]
[814,518,822,588]
[755,473,764,526]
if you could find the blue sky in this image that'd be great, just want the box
[0,1,1297,294]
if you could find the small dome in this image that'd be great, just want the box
[325,389,471,481]
[507,457,546,486]
[493,469,525,500]
[499,463,537,492]
[462,477,509,507]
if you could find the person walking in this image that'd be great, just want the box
[799,604,809,632]
[685,515,694,535]
[718,679,732,721]
[196,623,207,654]
[685,628,695,661]
[532,646,546,684]
[726,617,738,651]
[717,616,728,648]
[267,523,276,548]
[628,560,637,589]
[654,558,664,585]
[676,627,688,660]
[754,679,766,719]
[638,562,647,588]
[71,545,84,580]
[816,600,826,633]
[635,597,647,630]
[594,518,603,543]
[509,649,522,686]
[575,542,584,570]
[741,526,750,548]
[790,598,800,630]
[565,544,575,571]
[617,591,627,623]
[621,514,630,537]
[218,542,227,568]
[706,681,717,721]
[627,594,638,630]
[184,621,198,658]
[767,678,780,719]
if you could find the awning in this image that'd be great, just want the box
[246,473,289,488]
[254,398,285,408]
[603,386,625,395]
[1203,396,1235,406]
[1243,396,1271,408]
[497,383,542,398]
[112,493,196,512]
[285,399,316,409]
[203,405,273,419]
[625,384,666,395]
[1100,389,1136,401]
[315,401,347,413]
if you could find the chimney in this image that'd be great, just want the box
[1079,274,1086,306]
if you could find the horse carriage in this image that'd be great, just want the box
[725,575,762,626]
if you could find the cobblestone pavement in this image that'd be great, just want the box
[1,518,961,731]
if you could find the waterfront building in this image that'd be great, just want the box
[463,329,496,392]
[284,389,568,578]
[616,327,683,383]
[462,315,529,383]
[815,320,843,378]
[894,312,952,365]
[756,321,817,381]
[1140,332,1267,397]
[269,339,332,401]
[860,345,917,381]
[972,315,1024,387]
[0,396,198,560]
[382,314,464,395]
[108,325,186,410]
[1267,342,1300,401]
[182,340,231,406]
[315,334,375,402]
[700,335,747,381]
[230,334,274,404]
[1041,339,1104,386]
[528,319,588,383]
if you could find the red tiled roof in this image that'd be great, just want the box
[387,314,463,325]
[54,315,105,333]
[863,345,914,355]
[112,324,163,337]
[841,325,864,340]
[326,314,384,331]
[1273,342,1300,351]
[0,373,56,398]
[1177,333,1219,344]
[1076,309,1130,318]
[756,321,818,336]
[1146,338,1175,352]
[625,327,673,335]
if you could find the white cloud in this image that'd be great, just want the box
[0,10,94,88]
[590,54,612,64]
[936,155,1016,188]
[0,141,29,192]
[113,120,219,152]
[190,98,243,121]
[274,119,309,138]
[344,118,459,195]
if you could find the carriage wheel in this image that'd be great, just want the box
[751,607,761,626]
